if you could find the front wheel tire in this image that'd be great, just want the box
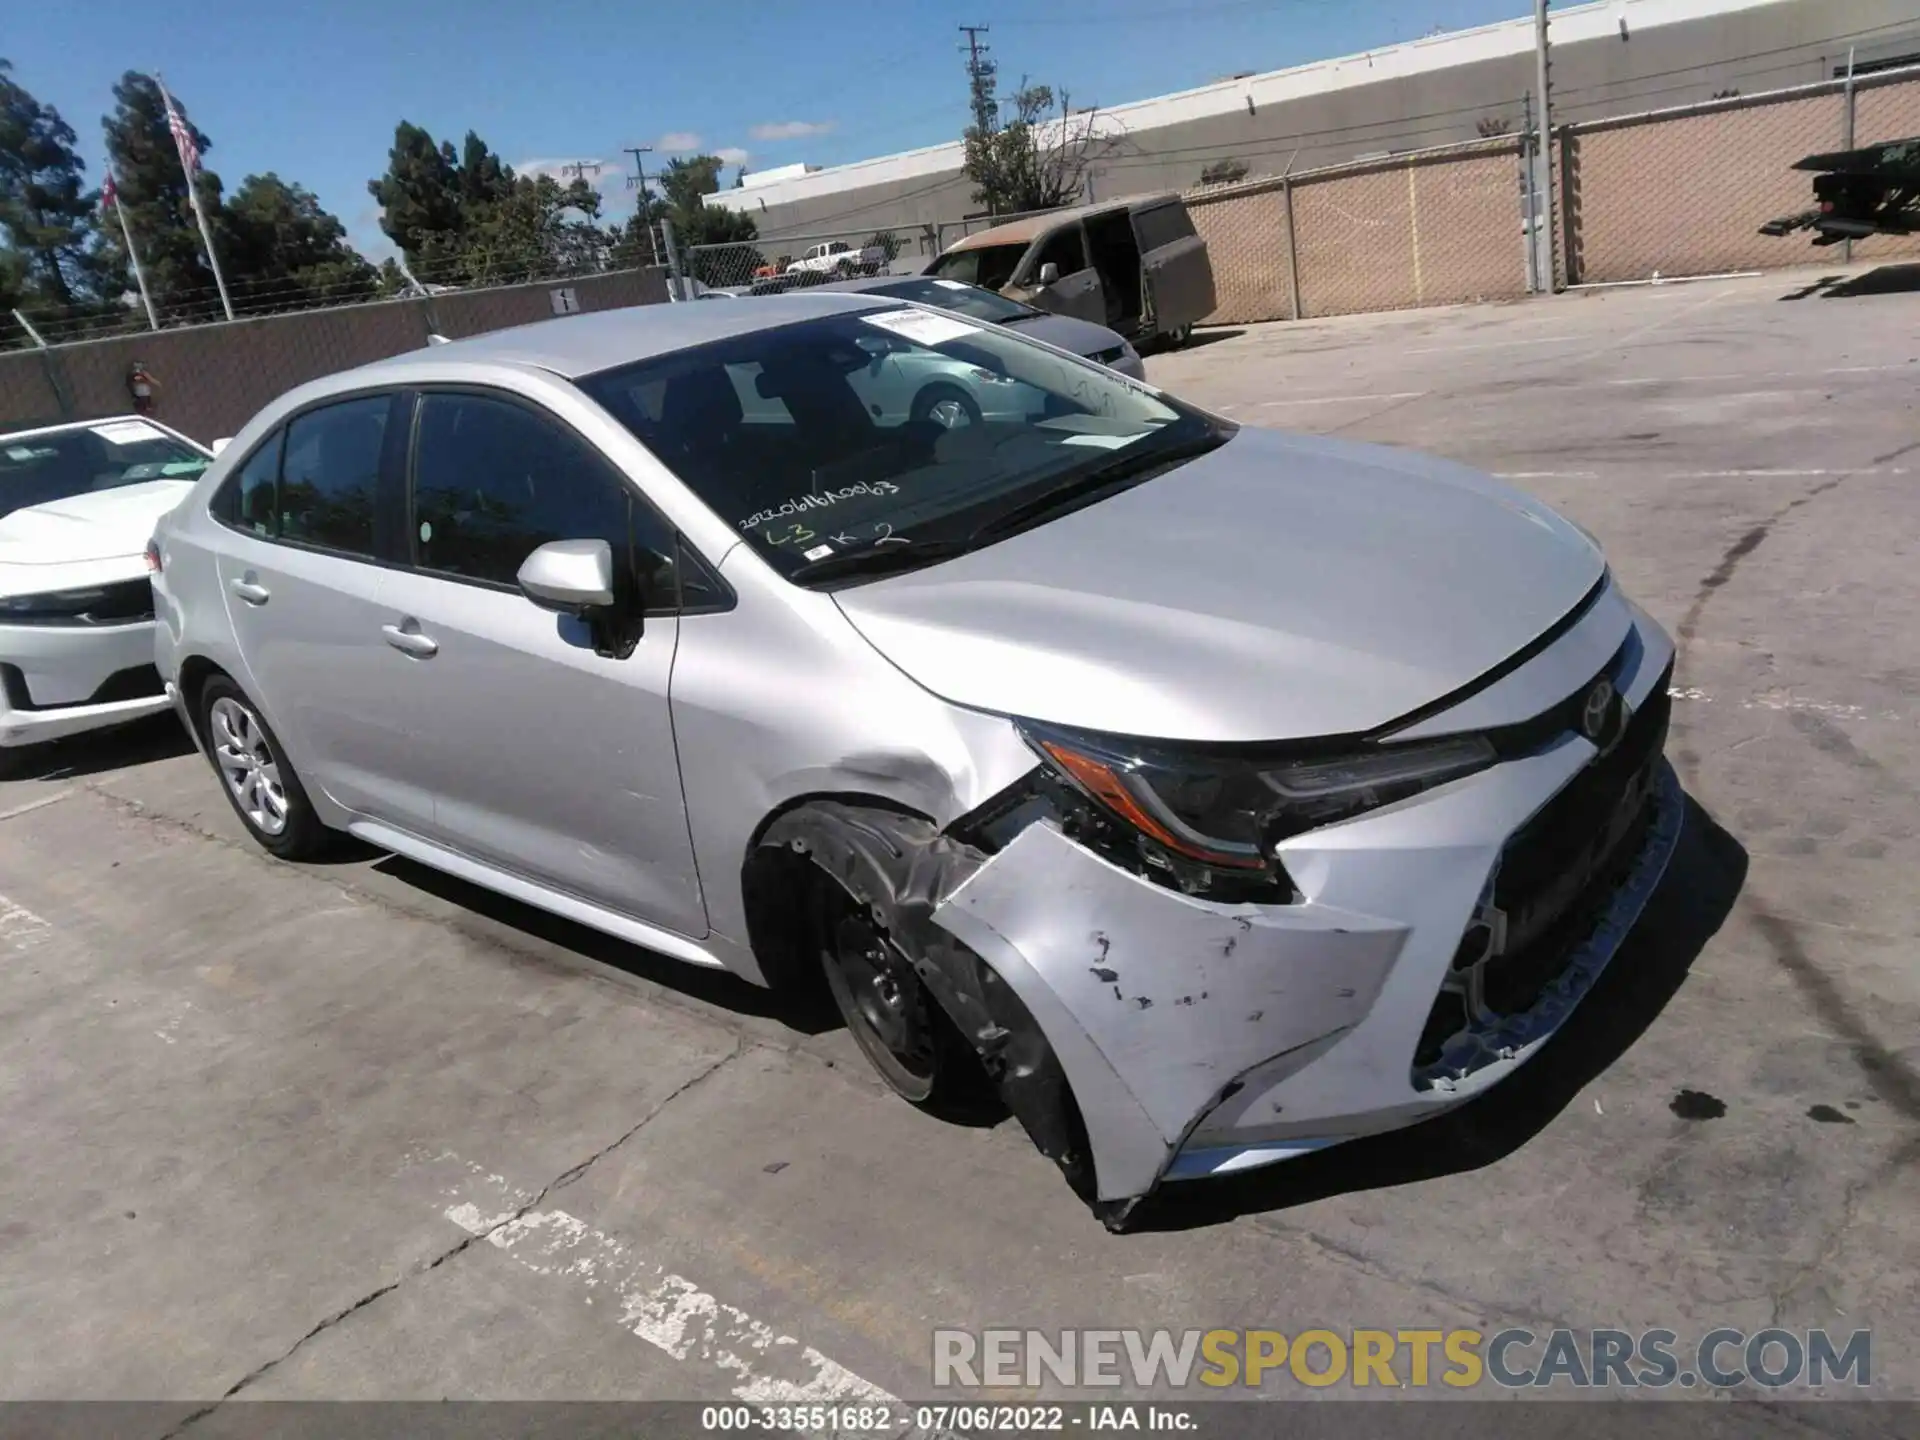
[810,878,973,1109]
[911,384,983,430]
[197,675,331,860]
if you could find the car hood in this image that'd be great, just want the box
[831,428,1604,743]
[0,480,194,567]
[1004,311,1128,357]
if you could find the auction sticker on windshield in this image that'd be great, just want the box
[863,309,979,346]
[92,419,165,446]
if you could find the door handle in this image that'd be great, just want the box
[228,577,270,605]
[381,623,439,659]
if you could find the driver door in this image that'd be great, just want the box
[1022,223,1106,325]
[369,387,708,938]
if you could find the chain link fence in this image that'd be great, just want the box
[679,225,938,293]
[1562,64,1920,286]
[1184,138,1530,324]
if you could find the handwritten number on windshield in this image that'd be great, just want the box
[764,522,817,546]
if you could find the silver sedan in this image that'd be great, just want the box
[151,293,1679,1227]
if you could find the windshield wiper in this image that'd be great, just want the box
[786,536,975,584]
[970,431,1227,542]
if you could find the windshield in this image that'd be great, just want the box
[866,278,1040,325]
[926,244,1027,292]
[0,419,209,521]
[578,308,1229,584]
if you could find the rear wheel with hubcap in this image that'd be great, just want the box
[197,675,331,860]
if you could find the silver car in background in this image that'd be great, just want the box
[152,294,1680,1227]
[808,275,1146,381]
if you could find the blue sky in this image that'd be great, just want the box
[9,0,1518,258]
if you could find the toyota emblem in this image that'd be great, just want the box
[1580,678,1616,743]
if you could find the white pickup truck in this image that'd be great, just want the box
[784,240,888,278]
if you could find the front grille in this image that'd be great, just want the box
[88,665,165,705]
[1,578,155,626]
[0,662,162,711]
[1412,660,1673,1074]
[1496,664,1672,928]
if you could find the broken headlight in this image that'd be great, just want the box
[1012,719,1497,898]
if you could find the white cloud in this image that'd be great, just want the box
[656,131,703,152]
[715,147,751,166]
[749,119,836,142]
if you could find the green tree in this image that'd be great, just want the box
[461,173,607,284]
[221,173,377,311]
[660,156,756,263]
[101,71,223,318]
[367,121,464,263]
[962,79,1106,217]
[0,59,116,321]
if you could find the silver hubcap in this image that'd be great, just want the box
[209,696,289,837]
[928,398,971,429]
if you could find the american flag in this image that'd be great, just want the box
[165,95,201,176]
[101,172,118,210]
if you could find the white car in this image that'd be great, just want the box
[0,416,213,772]
[728,313,1051,430]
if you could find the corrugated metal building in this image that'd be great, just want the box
[708,0,1920,243]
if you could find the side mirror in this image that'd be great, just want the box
[517,538,615,614]
[211,437,232,455]
[1036,262,1060,286]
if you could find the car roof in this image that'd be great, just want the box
[363,291,897,380]
[943,193,1180,253]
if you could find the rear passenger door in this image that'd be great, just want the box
[1132,201,1216,335]
[371,388,709,938]
[210,392,430,829]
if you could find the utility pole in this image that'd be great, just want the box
[959,24,997,136]
[559,159,601,185]
[624,146,660,268]
[1534,0,1558,292]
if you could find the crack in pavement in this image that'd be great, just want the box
[156,1040,746,1438]
[1245,1215,1570,1336]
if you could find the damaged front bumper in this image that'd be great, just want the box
[930,600,1681,1222]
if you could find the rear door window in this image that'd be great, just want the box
[1132,202,1197,253]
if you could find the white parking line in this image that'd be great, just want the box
[1667,686,1902,722]
[442,1181,899,1405]
[1405,335,1575,354]
[0,893,51,950]
[1498,467,1908,480]
[1257,390,1427,407]
[0,789,72,823]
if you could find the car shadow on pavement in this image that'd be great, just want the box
[1125,794,1749,1232]
[1165,327,1244,353]
[365,851,842,1035]
[2,713,196,784]
[1778,264,1920,300]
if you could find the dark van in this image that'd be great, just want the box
[924,193,1216,349]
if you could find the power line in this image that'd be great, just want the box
[959,24,997,135]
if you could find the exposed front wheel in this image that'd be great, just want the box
[1163,322,1193,349]
[197,675,332,860]
[810,878,971,1107]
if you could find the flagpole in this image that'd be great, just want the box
[154,72,234,322]
[106,168,160,331]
